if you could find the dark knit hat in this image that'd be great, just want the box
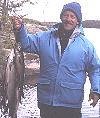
[60,2,82,23]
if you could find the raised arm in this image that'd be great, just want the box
[12,16,40,54]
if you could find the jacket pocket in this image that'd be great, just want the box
[37,79,51,103]
[37,79,51,91]
[61,82,83,89]
[38,79,51,84]
[59,82,84,104]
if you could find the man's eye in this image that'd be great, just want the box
[71,16,76,19]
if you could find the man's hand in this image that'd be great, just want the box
[12,16,23,30]
[88,92,99,107]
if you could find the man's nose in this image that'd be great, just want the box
[66,16,71,21]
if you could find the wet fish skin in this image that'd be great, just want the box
[14,42,25,100]
[3,42,25,118]
[5,49,18,117]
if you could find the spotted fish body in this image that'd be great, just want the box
[5,49,17,117]
[4,42,25,118]
[15,43,25,100]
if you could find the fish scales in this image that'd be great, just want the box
[3,42,25,118]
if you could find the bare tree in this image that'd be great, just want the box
[0,0,39,66]
[0,0,38,31]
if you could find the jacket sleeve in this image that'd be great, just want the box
[87,44,100,95]
[14,24,40,55]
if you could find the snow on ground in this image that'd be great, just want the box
[82,78,100,118]
[17,86,40,118]
[1,78,99,118]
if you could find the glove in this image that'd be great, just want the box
[88,92,100,107]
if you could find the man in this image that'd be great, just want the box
[12,2,100,118]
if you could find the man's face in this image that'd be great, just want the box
[61,10,79,31]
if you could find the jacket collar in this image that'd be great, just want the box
[50,23,84,39]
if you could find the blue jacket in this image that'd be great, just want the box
[16,24,100,108]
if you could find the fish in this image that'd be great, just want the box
[2,42,25,118]
[5,48,17,117]
[14,42,25,100]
